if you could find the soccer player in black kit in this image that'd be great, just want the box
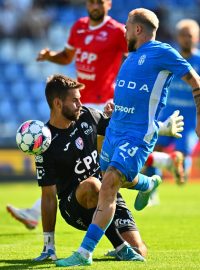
[34,74,146,262]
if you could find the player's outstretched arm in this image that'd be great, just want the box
[182,69,200,138]
[33,185,57,261]
[36,47,75,65]
[158,110,184,138]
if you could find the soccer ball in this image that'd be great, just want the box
[16,120,51,155]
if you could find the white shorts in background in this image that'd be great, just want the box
[83,103,105,112]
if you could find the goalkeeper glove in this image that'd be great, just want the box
[158,110,184,138]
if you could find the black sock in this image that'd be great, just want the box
[105,221,124,248]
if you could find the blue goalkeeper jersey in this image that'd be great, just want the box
[109,40,192,143]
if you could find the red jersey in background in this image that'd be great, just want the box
[66,16,127,104]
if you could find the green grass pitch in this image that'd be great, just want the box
[0,181,200,270]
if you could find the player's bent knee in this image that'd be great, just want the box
[76,177,101,209]
[79,176,101,193]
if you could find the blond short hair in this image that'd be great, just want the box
[129,8,159,32]
[176,19,199,35]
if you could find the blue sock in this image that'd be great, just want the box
[145,165,159,177]
[131,173,150,192]
[80,224,105,252]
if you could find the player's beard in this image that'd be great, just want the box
[61,105,81,121]
[88,10,105,22]
[128,37,137,52]
[181,46,192,54]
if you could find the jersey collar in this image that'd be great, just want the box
[137,40,156,52]
[89,16,110,31]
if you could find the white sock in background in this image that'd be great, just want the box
[31,198,41,219]
[151,152,171,169]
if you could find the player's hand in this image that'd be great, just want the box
[33,245,57,261]
[36,48,51,61]
[104,101,114,117]
[158,110,184,138]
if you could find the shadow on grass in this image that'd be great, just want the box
[0,257,117,269]
[93,257,116,262]
[0,259,54,269]
[0,233,37,237]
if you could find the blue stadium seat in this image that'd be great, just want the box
[112,0,125,10]
[35,100,50,123]
[54,63,76,79]
[29,81,46,102]
[25,62,44,80]
[10,80,28,101]
[74,6,87,20]
[47,22,69,47]
[142,0,160,9]
[15,39,35,64]
[4,63,24,82]
[0,120,18,145]
[17,100,36,122]
[0,82,7,101]
[56,7,76,24]
[39,62,65,78]
[176,0,196,6]
[0,99,16,121]
[0,39,16,62]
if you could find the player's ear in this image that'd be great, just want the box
[53,97,62,110]
[136,24,143,35]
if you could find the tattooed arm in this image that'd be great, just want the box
[182,68,200,138]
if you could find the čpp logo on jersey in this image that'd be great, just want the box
[75,150,98,174]
[76,48,97,64]
[115,218,132,228]
[81,122,93,135]
[85,35,94,45]
[75,137,84,150]
[138,54,146,65]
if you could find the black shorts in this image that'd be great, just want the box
[59,190,137,233]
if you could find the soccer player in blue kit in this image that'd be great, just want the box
[56,8,200,267]
[146,19,200,185]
